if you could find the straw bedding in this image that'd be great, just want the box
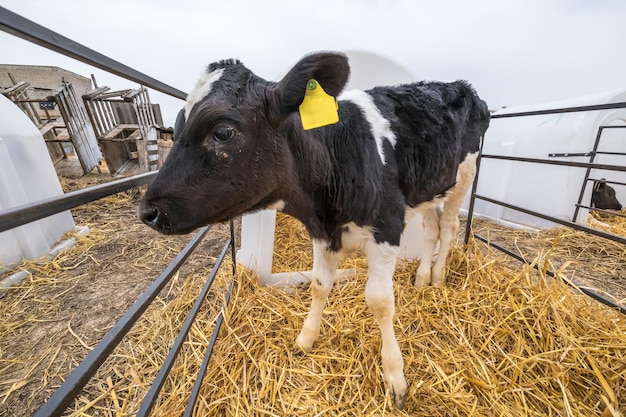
[471,210,626,303]
[0,179,625,416]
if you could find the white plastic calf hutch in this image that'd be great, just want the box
[237,50,424,285]
[0,95,79,277]
[469,89,626,229]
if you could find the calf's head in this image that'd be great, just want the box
[138,52,350,234]
[591,180,622,211]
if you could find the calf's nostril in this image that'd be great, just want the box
[139,204,160,226]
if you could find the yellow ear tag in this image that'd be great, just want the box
[299,79,339,130]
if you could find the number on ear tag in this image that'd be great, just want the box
[298,79,339,130]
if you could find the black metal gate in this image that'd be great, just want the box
[464,104,626,314]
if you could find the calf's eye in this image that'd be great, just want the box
[214,126,235,142]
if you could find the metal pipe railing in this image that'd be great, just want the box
[33,225,212,417]
[472,194,626,245]
[490,102,626,118]
[472,234,626,315]
[571,125,626,222]
[0,6,186,100]
[183,277,235,417]
[478,154,626,172]
[136,230,233,417]
[0,171,157,234]
[465,102,626,314]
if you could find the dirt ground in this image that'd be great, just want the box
[0,168,624,416]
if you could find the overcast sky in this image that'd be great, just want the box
[1,0,625,127]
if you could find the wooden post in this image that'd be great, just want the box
[137,140,149,173]
[157,139,173,168]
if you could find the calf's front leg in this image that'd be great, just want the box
[295,240,341,352]
[365,240,408,409]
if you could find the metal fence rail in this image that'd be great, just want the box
[0,171,156,234]
[33,225,213,417]
[465,103,626,314]
[136,234,236,417]
[0,6,186,100]
[571,125,626,222]
[471,234,626,315]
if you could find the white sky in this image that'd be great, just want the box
[1,0,625,127]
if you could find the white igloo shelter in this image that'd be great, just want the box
[469,89,626,229]
[0,95,76,269]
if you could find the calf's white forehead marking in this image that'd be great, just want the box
[184,68,224,118]
[341,90,397,164]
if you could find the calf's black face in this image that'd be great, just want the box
[591,180,622,211]
[138,53,350,234]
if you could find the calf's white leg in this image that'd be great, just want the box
[431,152,478,285]
[365,240,407,409]
[413,205,440,287]
[296,240,341,352]
[430,206,459,286]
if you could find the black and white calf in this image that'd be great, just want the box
[139,52,490,409]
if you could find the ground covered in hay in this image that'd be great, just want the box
[189,215,624,416]
[0,171,625,416]
[471,211,626,303]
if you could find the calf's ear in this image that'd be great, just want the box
[593,180,606,192]
[271,52,350,118]
[173,109,186,142]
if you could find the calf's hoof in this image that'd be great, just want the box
[391,380,408,410]
[431,269,446,286]
[413,272,431,287]
[295,333,314,353]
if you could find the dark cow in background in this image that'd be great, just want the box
[139,52,490,408]
[592,179,622,211]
